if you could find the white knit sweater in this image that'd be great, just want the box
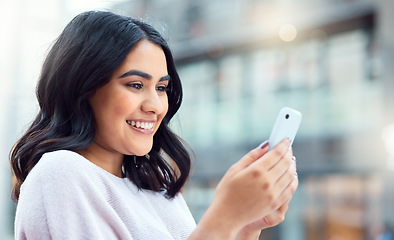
[15,150,196,240]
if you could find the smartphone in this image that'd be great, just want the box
[268,107,302,150]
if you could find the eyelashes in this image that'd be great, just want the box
[156,85,169,92]
[126,83,143,89]
[126,82,169,92]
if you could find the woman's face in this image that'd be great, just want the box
[88,40,169,157]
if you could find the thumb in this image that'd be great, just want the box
[235,140,269,170]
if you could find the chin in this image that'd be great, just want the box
[132,144,153,157]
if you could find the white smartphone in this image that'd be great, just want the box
[268,107,302,150]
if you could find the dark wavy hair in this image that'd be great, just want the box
[10,11,191,201]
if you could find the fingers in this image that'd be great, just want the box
[262,199,292,228]
[240,139,295,205]
[273,154,296,192]
[231,140,269,171]
[265,148,293,186]
[261,142,297,209]
[274,171,299,209]
[247,139,293,193]
[240,195,295,233]
[251,138,292,171]
[257,140,269,150]
[289,173,299,194]
[268,145,293,171]
[213,138,297,229]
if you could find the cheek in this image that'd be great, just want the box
[93,96,132,129]
[161,97,169,117]
[109,92,138,117]
[95,101,130,139]
[113,101,132,117]
[155,97,169,129]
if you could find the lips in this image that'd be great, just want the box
[126,120,154,130]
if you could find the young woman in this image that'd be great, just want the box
[10,11,298,240]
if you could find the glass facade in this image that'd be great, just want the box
[120,0,394,239]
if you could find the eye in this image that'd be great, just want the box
[156,85,169,93]
[126,82,143,89]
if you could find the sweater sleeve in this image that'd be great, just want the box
[14,171,51,240]
[15,150,133,240]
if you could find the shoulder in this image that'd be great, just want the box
[34,149,87,175]
[17,149,108,220]
[20,149,128,203]
[27,150,96,183]
[16,150,127,239]
[16,150,89,237]
[20,150,101,196]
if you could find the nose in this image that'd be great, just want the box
[140,89,164,114]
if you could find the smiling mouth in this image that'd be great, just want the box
[126,120,154,130]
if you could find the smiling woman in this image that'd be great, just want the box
[10,11,298,240]
[78,40,171,175]
[10,11,189,199]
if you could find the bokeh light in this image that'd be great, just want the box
[279,24,297,42]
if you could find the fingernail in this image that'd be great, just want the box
[258,140,269,149]
[295,171,298,177]
[292,156,296,162]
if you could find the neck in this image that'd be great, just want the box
[77,142,124,178]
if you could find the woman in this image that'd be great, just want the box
[10,11,298,240]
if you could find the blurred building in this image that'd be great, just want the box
[2,0,394,239]
[111,0,394,239]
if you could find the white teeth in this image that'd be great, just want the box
[127,120,154,130]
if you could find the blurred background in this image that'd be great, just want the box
[2,0,394,239]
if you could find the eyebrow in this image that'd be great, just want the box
[119,69,171,82]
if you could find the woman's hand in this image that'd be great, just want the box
[189,139,298,240]
[235,182,298,239]
[234,154,298,240]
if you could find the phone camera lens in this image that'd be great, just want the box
[285,114,289,119]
